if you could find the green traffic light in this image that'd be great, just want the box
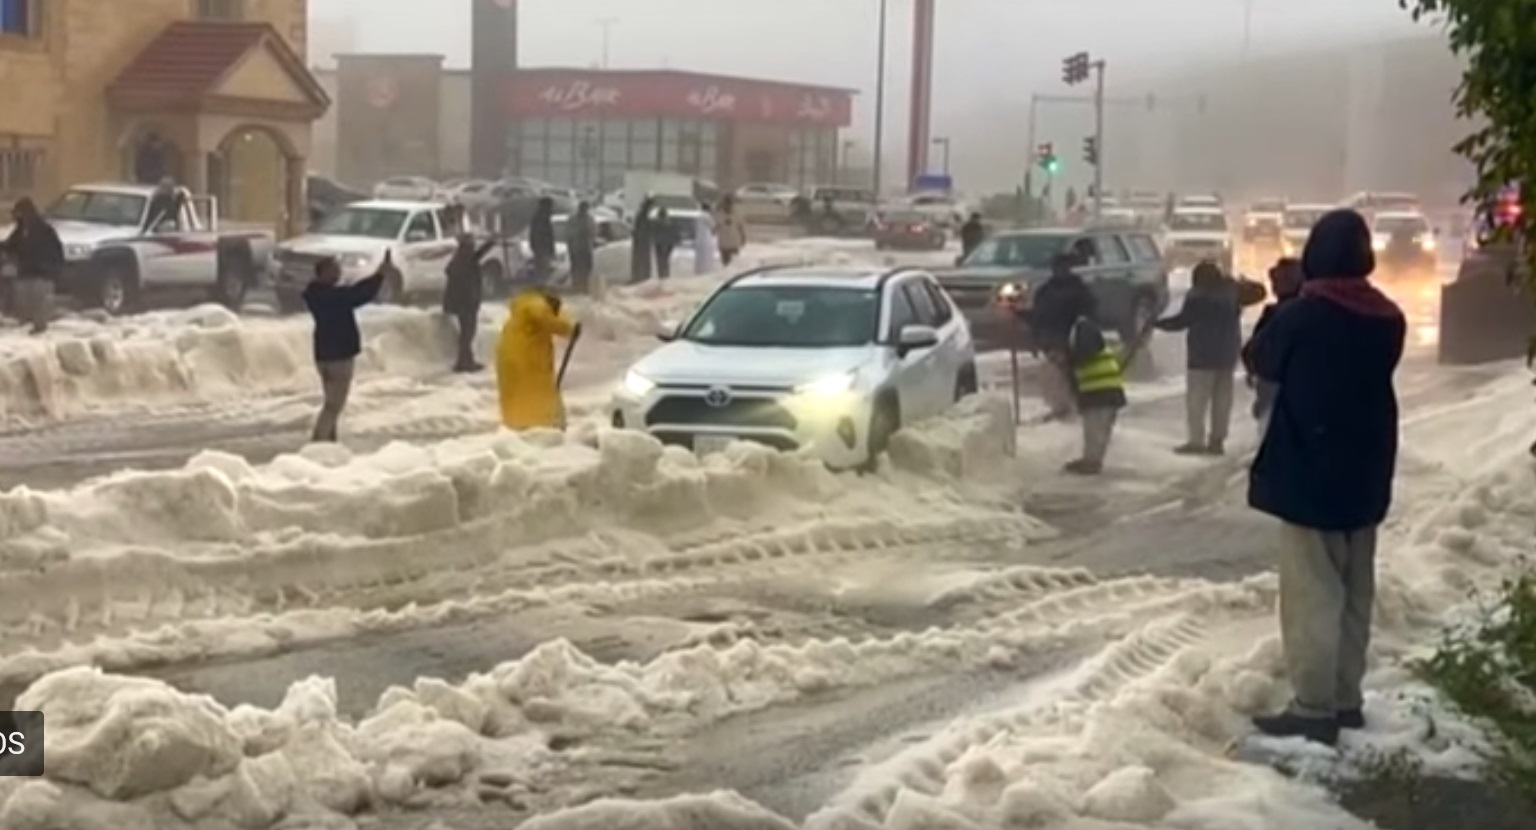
[1047,159,1059,173]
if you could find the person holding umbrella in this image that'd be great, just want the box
[496,285,580,430]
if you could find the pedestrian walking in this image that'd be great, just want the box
[652,208,679,279]
[1154,260,1264,455]
[716,196,747,266]
[1029,250,1097,421]
[630,197,656,284]
[528,196,556,283]
[444,232,495,372]
[1063,313,1127,475]
[303,254,389,442]
[1,197,64,333]
[693,202,720,274]
[567,201,596,294]
[1246,257,1302,432]
[496,286,580,430]
[959,212,986,260]
[1246,208,1406,746]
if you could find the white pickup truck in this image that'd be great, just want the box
[271,199,515,312]
[2,182,274,315]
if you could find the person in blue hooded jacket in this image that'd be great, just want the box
[1244,208,1405,746]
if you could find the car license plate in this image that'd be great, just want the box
[694,435,731,455]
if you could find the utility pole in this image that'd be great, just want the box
[596,17,616,68]
[872,0,888,198]
[1240,0,1255,62]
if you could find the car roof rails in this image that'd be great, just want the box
[876,265,924,290]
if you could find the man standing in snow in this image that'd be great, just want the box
[1029,250,1097,421]
[304,254,390,442]
[1246,209,1405,746]
[443,232,495,373]
[715,196,747,267]
[959,212,986,260]
[1,197,63,333]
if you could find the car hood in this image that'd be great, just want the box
[280,235,394,257]
[5,220,141,246]
[633,342,873,387]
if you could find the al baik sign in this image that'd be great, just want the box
[538,81,621,111]
[687,85,736,114]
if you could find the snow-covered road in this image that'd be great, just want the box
[0,241,1531,830]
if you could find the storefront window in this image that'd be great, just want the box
[629,119,659,142]
[548,119,575,140]
[548,140,573,164]
[520,119,547,140]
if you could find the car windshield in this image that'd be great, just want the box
[962,234,1070,268]
[46,190,147,226]
[1376,215,1429,234]
[682,285,879,347]
[1284,209,1327,229]
[1169,212,1227,231]
[315,207,409,239]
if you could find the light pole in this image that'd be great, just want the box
[596,17,617,68]
[872,0,888,198]
[1060,51,1106,220]
[932,137,951,175]
[1240,0,1255,61]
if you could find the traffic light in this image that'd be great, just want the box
[1061,51,1090,85]
[1083,136,1098,166]
[1035,142,1058,174]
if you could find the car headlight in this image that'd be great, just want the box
[1372,236,1387,251]
[623,370,656,397]
[1420,236,1436,251]
[338,253,373,269]
[63,243,93,260]
[796,372,855,396]
[996,282,1024,303]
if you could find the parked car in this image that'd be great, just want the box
[552,207,630,247]
[873,209,947,251]
[611,264,977,470]
[793,186,877,236]
[1279,202,1332,257]
[733,182,800,223]
[891,191,969,229]
[373,175,441,201]
[933,226,1169,349]
[271,199,508,312]
[0,182,273,315]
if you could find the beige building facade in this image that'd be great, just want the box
[0,0,327,236]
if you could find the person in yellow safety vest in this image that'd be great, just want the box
[1064,314,1127,475]
[497,286,580,430]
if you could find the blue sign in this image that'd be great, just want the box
[912,173,953,194]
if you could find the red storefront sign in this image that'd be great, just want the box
[505,70,853,127]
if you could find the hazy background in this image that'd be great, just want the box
[309,0,1446,192]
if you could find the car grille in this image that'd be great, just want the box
[276,251,326,285]
[651,431,800,452]
[645,395,797,431]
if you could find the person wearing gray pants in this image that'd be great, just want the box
[1245,208,1405,746]
[1184,368,1235,450]
[1155,261,1266,456]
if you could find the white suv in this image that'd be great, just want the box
[611,266,977,469]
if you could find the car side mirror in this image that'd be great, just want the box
[895,324,939,355]
[657,320,680,342]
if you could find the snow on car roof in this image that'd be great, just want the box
[732,268,888,290]
[350,199,446,210]
[1172,206,1224,215]
[1285,203,1333,212]
[1375,210,1427,221]
[71,182,161,196]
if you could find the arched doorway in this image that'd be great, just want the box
[209,126,291,232]
[123,127,185,185]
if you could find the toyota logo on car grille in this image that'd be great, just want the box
[704,386,732,407]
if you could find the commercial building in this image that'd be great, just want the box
[0,0,328,236]
[312,63,854,192]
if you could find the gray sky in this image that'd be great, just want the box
[310,0,1434,188]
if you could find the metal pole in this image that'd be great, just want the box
[872,0,888,198]
[1241,0,1254,61]
[943,139,951,174]
[1092,60,1105,221]
[597,18,616,68]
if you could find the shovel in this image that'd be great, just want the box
[556,324,581,389]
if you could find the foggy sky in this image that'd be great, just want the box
[310,0,1432,189]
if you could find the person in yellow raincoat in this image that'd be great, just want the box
[497,286,579,429]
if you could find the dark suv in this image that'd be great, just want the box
[932,227,1170,349]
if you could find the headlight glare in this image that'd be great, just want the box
[796,372,855,396]
[339,253,372,269]
[623,370,655,397]
[64,243,93,260]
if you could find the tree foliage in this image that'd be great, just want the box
[1401,0,1536,360]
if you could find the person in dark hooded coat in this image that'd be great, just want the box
[959,213,986,260]
[1028,250,1098,420]
[443,232,496,372]
[630,197,656,284]
[1,197,64,333]
[1246,256,1302,429]
[1244,208,1406,746]
[1153,260,1265,455]
[527,197,556,283]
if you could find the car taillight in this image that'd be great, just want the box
[910,223,926,232]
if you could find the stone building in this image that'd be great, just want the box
[0,0,328,236]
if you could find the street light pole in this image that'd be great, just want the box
[872,0,888,197]
[1240,0,1255,61]
[596,17,616,68]
[932,137,950,175]
[1024,93,1039,199]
